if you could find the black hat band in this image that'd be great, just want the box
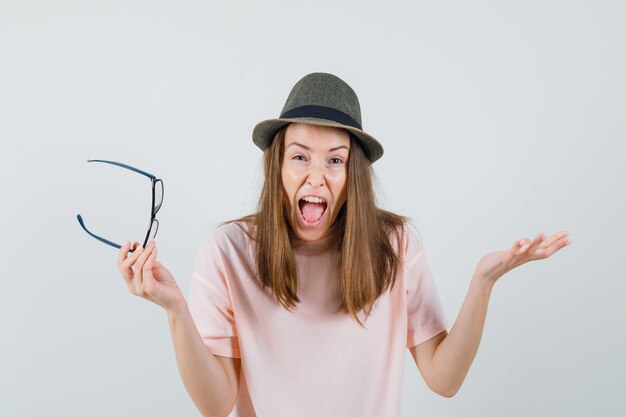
[280,105,362,130]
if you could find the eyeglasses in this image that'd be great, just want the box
[76,159,164,253]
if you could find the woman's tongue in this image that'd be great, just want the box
[300,201,325,223]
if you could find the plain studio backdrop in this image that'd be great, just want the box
[1,1,624,416]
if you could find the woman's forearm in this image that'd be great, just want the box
[431,275,494,397]
[167,301,236,417]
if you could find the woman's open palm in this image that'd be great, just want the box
[474,231,571,284]
[117,241,184,311]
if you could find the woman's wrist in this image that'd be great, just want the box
[471,272,497,292]
[165,294,189,318]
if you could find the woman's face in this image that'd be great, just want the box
[281,123,350,242]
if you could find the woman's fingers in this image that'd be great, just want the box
[116,241,132,271]
[515,233,542,255]
[116,240,167,303]
[132,241,156,292]
[117,241,131,265]
[142,247,158,295]
[118,241,142,269]
[524,232,545,254]
[515,231,571,262]
[117,241,142,283]
[538,231,571,257]
[540,231,570,249]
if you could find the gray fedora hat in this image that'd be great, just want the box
[252,72,384,163]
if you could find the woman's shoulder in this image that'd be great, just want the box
[384,219,425,261]
[194,220,257,266]
[208,219,255,247]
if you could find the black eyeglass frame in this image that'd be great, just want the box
[76,159,164,253]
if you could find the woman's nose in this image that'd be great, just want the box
[306,163,326,187]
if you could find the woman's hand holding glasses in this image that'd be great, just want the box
[117,240,184,312]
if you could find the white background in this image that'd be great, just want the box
[1,0,624,416]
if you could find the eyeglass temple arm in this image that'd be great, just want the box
[87,159,156,180]
[76,214,127,251]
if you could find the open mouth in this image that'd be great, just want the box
[298,196,328,225]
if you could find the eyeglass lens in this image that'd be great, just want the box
[146,218,159,245]
[154,180,164,214]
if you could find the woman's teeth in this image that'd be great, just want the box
[301,195,325,204]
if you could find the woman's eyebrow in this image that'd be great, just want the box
[286,142,349,152]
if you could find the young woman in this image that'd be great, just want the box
[116,73,570,417]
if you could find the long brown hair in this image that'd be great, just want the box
[223,125,411,328]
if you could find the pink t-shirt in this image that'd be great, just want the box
[188,221,448,417]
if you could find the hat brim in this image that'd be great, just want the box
[252,117,383,163]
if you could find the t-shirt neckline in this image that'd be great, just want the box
[293,232,339,255]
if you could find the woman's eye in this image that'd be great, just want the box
[291,155,343,164]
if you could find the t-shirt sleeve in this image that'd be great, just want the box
[187,232,241,358]
[403,226,449,348]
